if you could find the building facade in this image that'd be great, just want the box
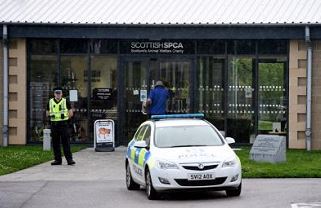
[1,0,321,149]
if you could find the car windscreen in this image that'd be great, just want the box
[154,125,224,148]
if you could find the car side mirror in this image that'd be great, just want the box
[225,137,235,144]
[134,140,148,148]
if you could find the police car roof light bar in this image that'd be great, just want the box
[151,113,204,120]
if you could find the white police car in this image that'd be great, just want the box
[125,114,242,200]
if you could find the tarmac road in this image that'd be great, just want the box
[0,147,321,208]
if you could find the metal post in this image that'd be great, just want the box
[2,25,8,147]
[305,26,312,151]
[43,129,51,151]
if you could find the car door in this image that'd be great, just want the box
[136,125,151,183]
[128,125,147,181]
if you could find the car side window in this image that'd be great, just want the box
[135,125,147,141]
[133,127,142,141]
[142,125,151,146]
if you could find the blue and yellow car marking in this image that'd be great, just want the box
[127,141,150,167]
[127,141,156,170]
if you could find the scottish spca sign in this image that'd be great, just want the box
[120,40,195,54]
[131,41,184,54]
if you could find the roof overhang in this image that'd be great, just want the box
[2,24,321,40]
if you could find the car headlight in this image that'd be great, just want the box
[222,159,236,168]
[157,160,179,169]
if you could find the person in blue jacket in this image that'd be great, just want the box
[146,80,169,116]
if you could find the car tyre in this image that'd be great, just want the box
[145,169,159,200]
[226,183,242,197]
[126,163,140,190]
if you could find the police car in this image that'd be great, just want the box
[125,114,242,200]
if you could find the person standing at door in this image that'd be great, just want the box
[146,80,170,116]
[46,87,76,166]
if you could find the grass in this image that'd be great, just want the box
[258,120,273,131]
[236,147,321,178]
[1,145,321,178]
[0,144,88,176]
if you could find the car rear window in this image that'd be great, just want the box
[154,125,224,148]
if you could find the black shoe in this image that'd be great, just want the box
[67,160,76,165]
[51,160,62,165]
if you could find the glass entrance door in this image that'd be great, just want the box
[197,57,225,131]
[151,60,191,113]
[122,59,149,143]
[121,58,192,144]
[258,60,287,135]
[227,57,255,143]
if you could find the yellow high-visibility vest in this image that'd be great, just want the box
[49,98,69,121]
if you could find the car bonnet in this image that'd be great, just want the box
[152,145,236,164]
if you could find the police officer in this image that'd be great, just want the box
[46,87,75,165]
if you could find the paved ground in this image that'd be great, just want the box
[0,147,321,208]
[0,147,125,182]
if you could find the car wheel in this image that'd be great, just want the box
[226,183,242,197]
[145,169,159,200]
[126,163,140,190]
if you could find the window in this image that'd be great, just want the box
[228,40,256,55]
[30,39,57,55]
[258,40,287,55]
[197,57,225,130]
[28,54,57,142]
[258,59,287,134]
[91,40,118,54]
[134,125,148,141]
[155,125,223,148]
[227,57,255,143]
[197,40,225,54]
[142,126,151,145]
[61,39,87,54]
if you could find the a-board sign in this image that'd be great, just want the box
[94,119,115,152]
[250,134,286,163]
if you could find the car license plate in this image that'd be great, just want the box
[187,173,215,181]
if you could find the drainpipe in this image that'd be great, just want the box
[305,26,312,151]
[2,25,8,147]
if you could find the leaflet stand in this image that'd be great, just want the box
[94,119,115,152]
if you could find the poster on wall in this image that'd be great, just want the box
[69,90,78,102]
[140,90,147,102]
[245,88,252,98]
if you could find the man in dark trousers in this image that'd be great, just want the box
[146,81,170,116]
[46,87,75,165]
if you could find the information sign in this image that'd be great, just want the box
[250,134,286,163]
[94,119,115,152]
[93,88,112,100]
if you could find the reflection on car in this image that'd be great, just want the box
[125,113,242,200]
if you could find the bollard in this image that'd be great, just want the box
[43,128,51,151]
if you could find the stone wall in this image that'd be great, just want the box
[289,40,307,149]
[289,40,321,150]
[8,39,26,144]
[311,41,321,149]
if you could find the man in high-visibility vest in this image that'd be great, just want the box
[46,87,75,165]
